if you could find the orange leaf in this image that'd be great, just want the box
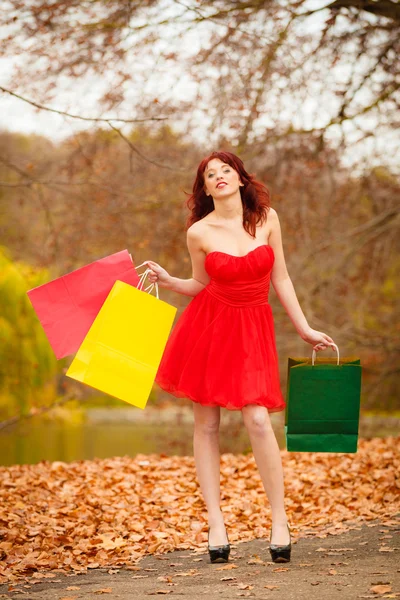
[370,585,392,594]
[238,583,254,590]
[264,585,279,590]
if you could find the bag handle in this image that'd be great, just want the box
[135,262,159,300]
[312,342,340,366]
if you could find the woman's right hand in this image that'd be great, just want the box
[141,260,172,288]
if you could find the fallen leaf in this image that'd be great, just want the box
[273,567,289,572]
[157,576,173,583]
[0,438,399,584]
[216,564,238,571]
[237,583,254,590]
[94,589,113,594]
[221,576,237,581]
[247,556,265,565]
[66,587,80,591]
[370,585,392,594]
[264,585,279,590]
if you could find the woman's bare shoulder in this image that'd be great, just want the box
[187,214,214,238]
[268,206,278,219]
[267,207,280,229]
[187,221,211,255]
[187,220,206,239]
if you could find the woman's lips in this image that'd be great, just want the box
[216,182,227,189]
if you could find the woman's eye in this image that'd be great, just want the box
[208,173,214,178]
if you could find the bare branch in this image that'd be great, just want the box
[0,393,85,432]
[299,0,400,22]
[0,86,168,124]
[108,123,186,172]
[326,0,400,23]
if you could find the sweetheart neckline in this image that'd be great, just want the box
[205,244,272,260]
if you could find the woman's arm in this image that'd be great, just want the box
[167,276,205,297]
[142,223,210,298]
[269,208,335,349]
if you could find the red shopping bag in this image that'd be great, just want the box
[27,250,140,359]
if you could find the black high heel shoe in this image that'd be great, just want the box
[269,523,291,563]
[208,527,230,564]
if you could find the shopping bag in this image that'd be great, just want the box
[65,268,177,409]
[285,344,362,453]
[27,250,140,359]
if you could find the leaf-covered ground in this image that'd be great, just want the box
[0,437,399,584]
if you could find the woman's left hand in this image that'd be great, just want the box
[302,327,336,352]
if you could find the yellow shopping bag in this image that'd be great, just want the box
[66,272,177,409]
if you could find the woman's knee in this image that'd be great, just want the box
[242,406,273,436]
[193,405,220,436]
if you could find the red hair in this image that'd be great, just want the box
[186,151,270,237]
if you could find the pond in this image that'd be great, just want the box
[0,407,398,467]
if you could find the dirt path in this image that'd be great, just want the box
[1,517,399,600]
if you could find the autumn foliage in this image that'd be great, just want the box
[0,437,398,583]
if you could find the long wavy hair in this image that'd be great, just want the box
[186,151,270,237]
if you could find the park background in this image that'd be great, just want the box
[0,0,399,466]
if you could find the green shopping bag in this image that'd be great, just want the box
[285,344,362,453]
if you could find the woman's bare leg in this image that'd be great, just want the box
[242,405,290,546]
[193,403,228,546]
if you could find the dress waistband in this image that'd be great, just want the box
[205,274,271,307]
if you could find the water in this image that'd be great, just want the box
[0,407,271,466]
[0,408,397,467]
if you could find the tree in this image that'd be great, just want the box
[1,0,398,168]
[1,129,399,410]
[0,248,58,418]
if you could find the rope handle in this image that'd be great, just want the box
[312,342,340,366]
[135,261,159,300]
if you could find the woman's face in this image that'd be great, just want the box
[203,158,243,199]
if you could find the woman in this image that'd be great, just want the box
[143,151,335,564]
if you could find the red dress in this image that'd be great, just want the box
[155,244,286,412]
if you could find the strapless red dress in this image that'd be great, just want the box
[155,244,286,412]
